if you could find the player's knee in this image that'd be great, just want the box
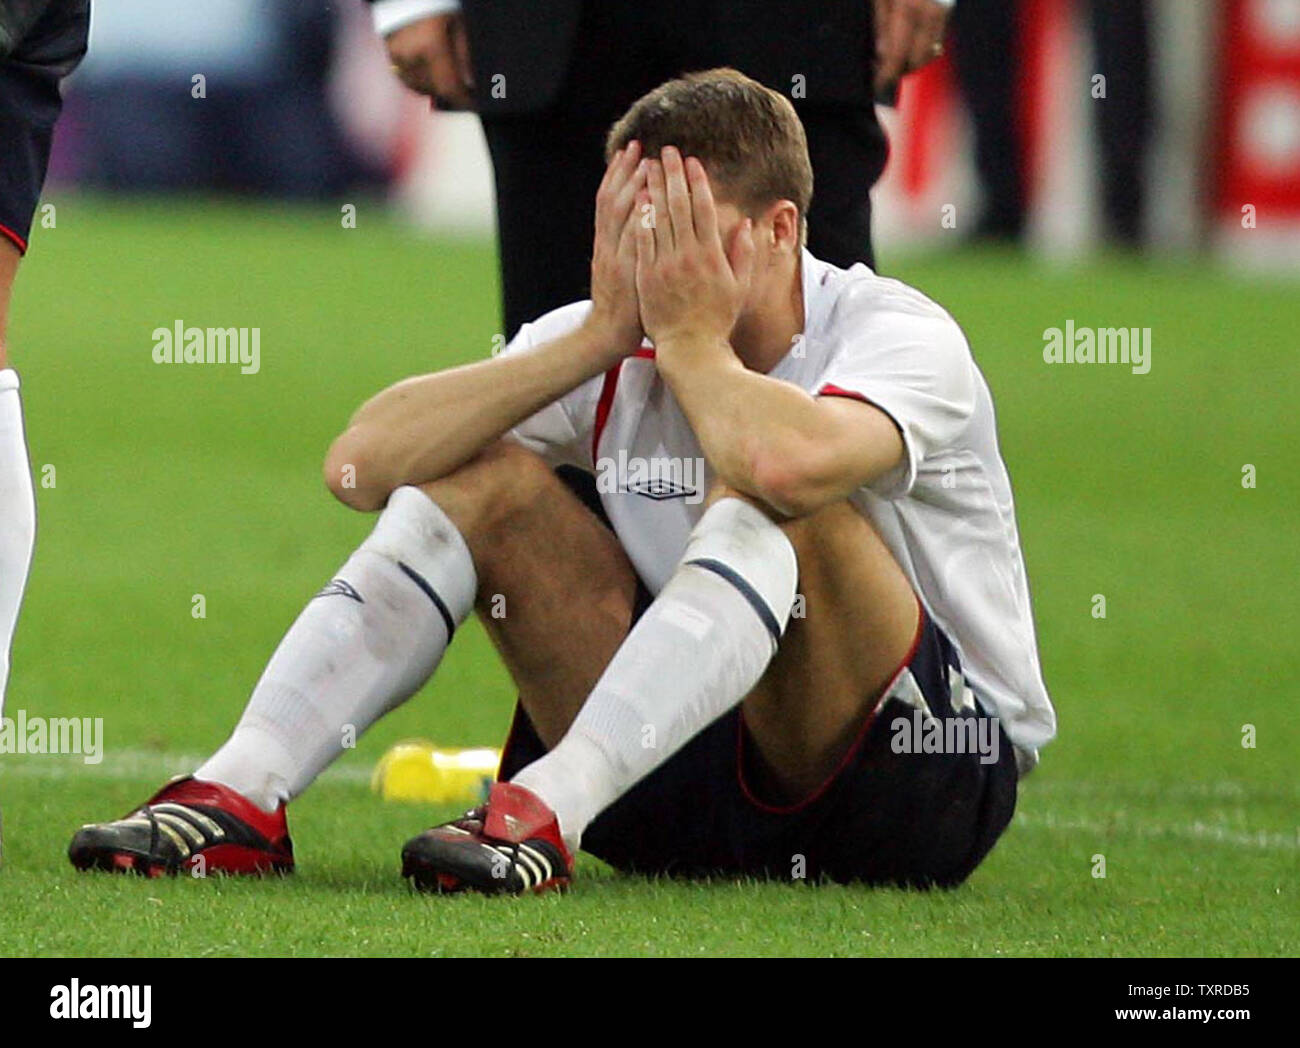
[702,479,749,508]
[449,440,555,514]
[415,440,557,544]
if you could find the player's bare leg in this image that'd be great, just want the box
[403,473,802,891]
[445,474,918,804]
[493,493,921,803]
[739,499,920,803]
[394,443,661,892]
[414,440,640,748]
[402,470,927,892]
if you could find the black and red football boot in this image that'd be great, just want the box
[68,776,293,878]
[401,781,573,894]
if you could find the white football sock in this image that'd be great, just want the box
[0,369,36,717]
[195,486,476,812]
[512,497,798,852]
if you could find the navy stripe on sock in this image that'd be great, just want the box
[397,561,456,639]
[685,557,782,643]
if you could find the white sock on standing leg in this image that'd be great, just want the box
[195,486,477,812]
[0,369,35,717]
[512,498,798,852]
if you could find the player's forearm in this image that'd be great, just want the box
[657,338,846,517]
[325,324,611,511]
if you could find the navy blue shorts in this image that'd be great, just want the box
[0,0,90,254]
[499,589,1019,889]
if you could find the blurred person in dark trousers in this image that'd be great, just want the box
[950,0,1153,245]
[366,0,956,335]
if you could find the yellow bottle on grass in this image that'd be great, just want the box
[371,741,501,804]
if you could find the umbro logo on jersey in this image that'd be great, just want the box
[313,579,364,603]
[596,450,706,504]
[629,477,698,501]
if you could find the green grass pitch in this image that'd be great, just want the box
[0,197,1296,956]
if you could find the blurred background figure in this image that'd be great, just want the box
[950,0,1153,246]
[872,0,1300,268]
[66,0,381,197]
[32,0,1300,274]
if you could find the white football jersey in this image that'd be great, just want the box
[504,249,1056,770]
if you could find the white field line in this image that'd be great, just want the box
[0,748,372,785]
[1013,811,1300,852]
[1026,779,1300,802]
[3,749,1296,852]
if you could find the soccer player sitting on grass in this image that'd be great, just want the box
[70,69,1055,892]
